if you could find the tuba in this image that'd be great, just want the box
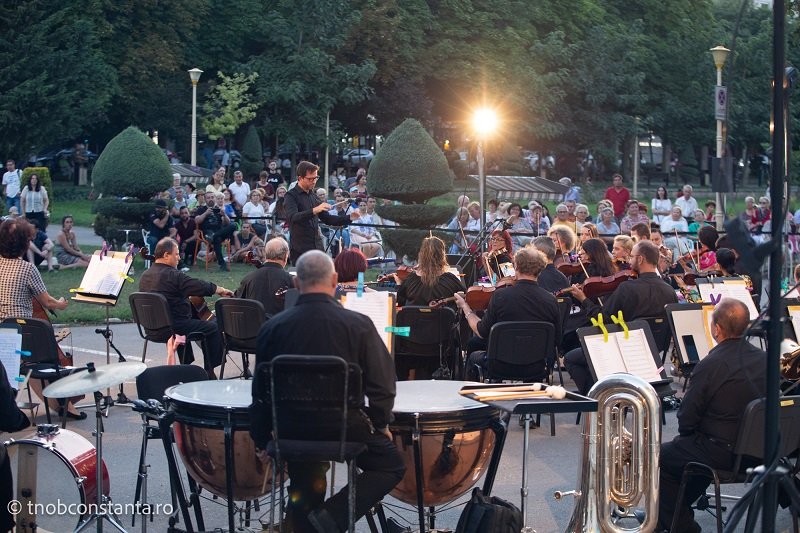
[554,374,661,532]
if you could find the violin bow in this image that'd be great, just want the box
[673,227,698,271]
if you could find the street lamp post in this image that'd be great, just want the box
[710,46,730,231]
[188,68,203,167]
[473,109,497,229]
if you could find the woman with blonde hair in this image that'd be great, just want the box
[612,234,634,271]
[396,236,465,308]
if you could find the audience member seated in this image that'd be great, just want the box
[27,219,56,272]
[231,222,265,263]
[146,199,175,254]
[173,206,197,269]
[195,191,237,272]
[54,215,90,269]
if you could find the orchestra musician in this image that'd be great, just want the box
[548,225,578,264]
[0,218,84,418]
[396,236,465,308]
[454,248,561,379]
[570,238,615,286]
[253,250,405,533]
[694,225,719,271]
[0,358,30,532]
[612,235,634,271]
[480,229,514,281]
[658,299,765,532]
[234,237,294,318]
[578,223,599,247]
[531,236,569,294]
[650,228,674,275]
[563,241,678,394]
[139,237,234,377]
[334,248,375,296]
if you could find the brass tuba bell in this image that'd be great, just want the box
[554,374,662,532]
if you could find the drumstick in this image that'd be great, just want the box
[473,388,568,401]
[459,383,548,395]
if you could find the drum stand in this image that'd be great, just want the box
[75,390,126,533]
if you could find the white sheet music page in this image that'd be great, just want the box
[617,329,662,383]
[697,282,758,320]
[583,334,626,380]
[79,254,129,297]
[342,291,393,350]
[0,330,22,389]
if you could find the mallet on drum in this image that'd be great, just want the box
[464,384,568,401]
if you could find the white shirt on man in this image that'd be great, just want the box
[228,181,251,206]
[674,196,698,218]
[2,169,21,198]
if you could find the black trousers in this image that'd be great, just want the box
[286,419,406,533]
[658,434,735,532]
[205,224,236,266]
[1,452,13,532]
[173,317,224,370]
[564,347,593,395]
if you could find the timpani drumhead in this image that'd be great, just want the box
[390,380,500,506]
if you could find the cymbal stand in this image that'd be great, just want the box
[77,304,128,416]
[455,218,503,278]
[75,387,126,533]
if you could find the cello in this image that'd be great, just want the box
[32,297,73,367]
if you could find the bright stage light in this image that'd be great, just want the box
[473,108,498,136]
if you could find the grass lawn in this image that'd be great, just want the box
[41,257,384,324]
[50,199,96,227]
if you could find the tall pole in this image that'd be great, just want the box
[715,64,724,231]
[188,68,203,167]
[324,112,330,192]
[632,133,639,199]
[478,139,486,228]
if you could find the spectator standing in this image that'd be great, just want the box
[266,160,284,191]
[254,171,275,202]
[3,159,22,215]
[20,173,49,230]
[173,206,197,269]
[674,185,698,220]
[651,186,672,225]
[228,170,251,207]
[167,173,182,199]
[560,177,581,203]
[603,174,630,220]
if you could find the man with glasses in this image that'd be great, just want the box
[284,161,359,264]
[563,240,677,394]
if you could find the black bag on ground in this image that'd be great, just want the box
[455,487,523,533]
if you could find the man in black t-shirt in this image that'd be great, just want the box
[266,159,284,191]
[194,191,236,271]
[146,199,175,254]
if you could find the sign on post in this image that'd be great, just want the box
[714,86,727,120]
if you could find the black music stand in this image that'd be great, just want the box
[73,250,134,413]
[577,320,675,399]
[460,383,597,533]
[664,303,714,386]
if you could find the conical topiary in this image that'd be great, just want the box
[368,118,453,203]
[92,126,172,242]
[241,124,263,180]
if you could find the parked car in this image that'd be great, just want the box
[342,149,374,166]
[33,147,97,179]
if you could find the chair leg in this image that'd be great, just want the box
[348,459,357,533]
[141,338,148,363]
[219,351,227,380]
[549,412,556,436]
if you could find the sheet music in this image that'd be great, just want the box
[77,252,131,298]
[788,306,800,340]
[697,282,758,320]
[342,291,393,350]
[0,330,22,389]
[617,329,662,382]
[669,307,713,363]
[583,334,626,380]
[702,305,718,348]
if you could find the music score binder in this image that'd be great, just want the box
[341,291,397,355]
[72,250,133,306]
[577,319,670,386]
[665,303,713,365]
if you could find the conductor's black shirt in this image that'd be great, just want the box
[284,186,351,261]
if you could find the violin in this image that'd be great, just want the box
[374,265,416,287]
[559,270,636,300]
[557,262,584,277]
[245,250,265,268]
[431,278,517,311]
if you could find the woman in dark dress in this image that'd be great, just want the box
[479,229,514,281]
[570,237,615,286]
[396,236,465,308]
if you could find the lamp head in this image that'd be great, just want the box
[709,45,730,70]
[188,67,203,85]
[473,108,498,136]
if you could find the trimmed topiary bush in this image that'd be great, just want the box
[678,146,700,182]
[241,124,263,180]
[381,229,453,261]
[91,127,173,241]
[93,126,172,201]
[374,205,454,227]
[368,119,453,203]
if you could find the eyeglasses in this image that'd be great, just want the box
[490,237,504,242]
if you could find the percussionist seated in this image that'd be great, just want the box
[252,250,405,533]
[138,237,233,378]
[657,299,766,532]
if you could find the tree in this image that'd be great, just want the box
[240,124,264,180]
[0,1,116,160]
[201,72,259,141]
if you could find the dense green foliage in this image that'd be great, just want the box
[368,119,453,203]
[381,229,453,261]
[374,205,454,227]
[1,0,798,185]
[92,127,172,200]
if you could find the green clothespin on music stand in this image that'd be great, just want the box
[386,326,410,337]
[610,310,629,339]
[357,272,364,297]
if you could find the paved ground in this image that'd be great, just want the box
[4,322,796,532]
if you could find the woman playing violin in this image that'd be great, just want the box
[334,248,374,296]
[578,223,598,248]
[571,237,615,286]
[695,225,719,271]
[612,235,634,272]
[480,229,514,281]
[396,236,465,308]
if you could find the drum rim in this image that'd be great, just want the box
[164,380,253,408]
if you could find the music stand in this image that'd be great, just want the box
[664,303,714,384]
[73,250,134,414]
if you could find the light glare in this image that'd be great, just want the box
[473,108,498,135]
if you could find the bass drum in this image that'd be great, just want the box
[390,380,500,507]
[5,425,110,532]
[165,380,275,501]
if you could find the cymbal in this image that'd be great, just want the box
[43,362,147,398]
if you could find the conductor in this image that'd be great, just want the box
[284,161,359,264]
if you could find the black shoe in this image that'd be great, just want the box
[219,263,229,272]
[307,508,340,533]
[58,408,87,420]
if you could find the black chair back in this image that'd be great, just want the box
[732,395,800,473]
[394,306,457,360]
[3,317,60,369]
[486,321,555,382]
[257,356,362,460]
[136,365,209,403]
[130,292,175,343]
[214,298,266,353]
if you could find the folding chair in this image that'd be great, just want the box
[215,298,266,379]
[129,292,206,365]
[394,306,457,381]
